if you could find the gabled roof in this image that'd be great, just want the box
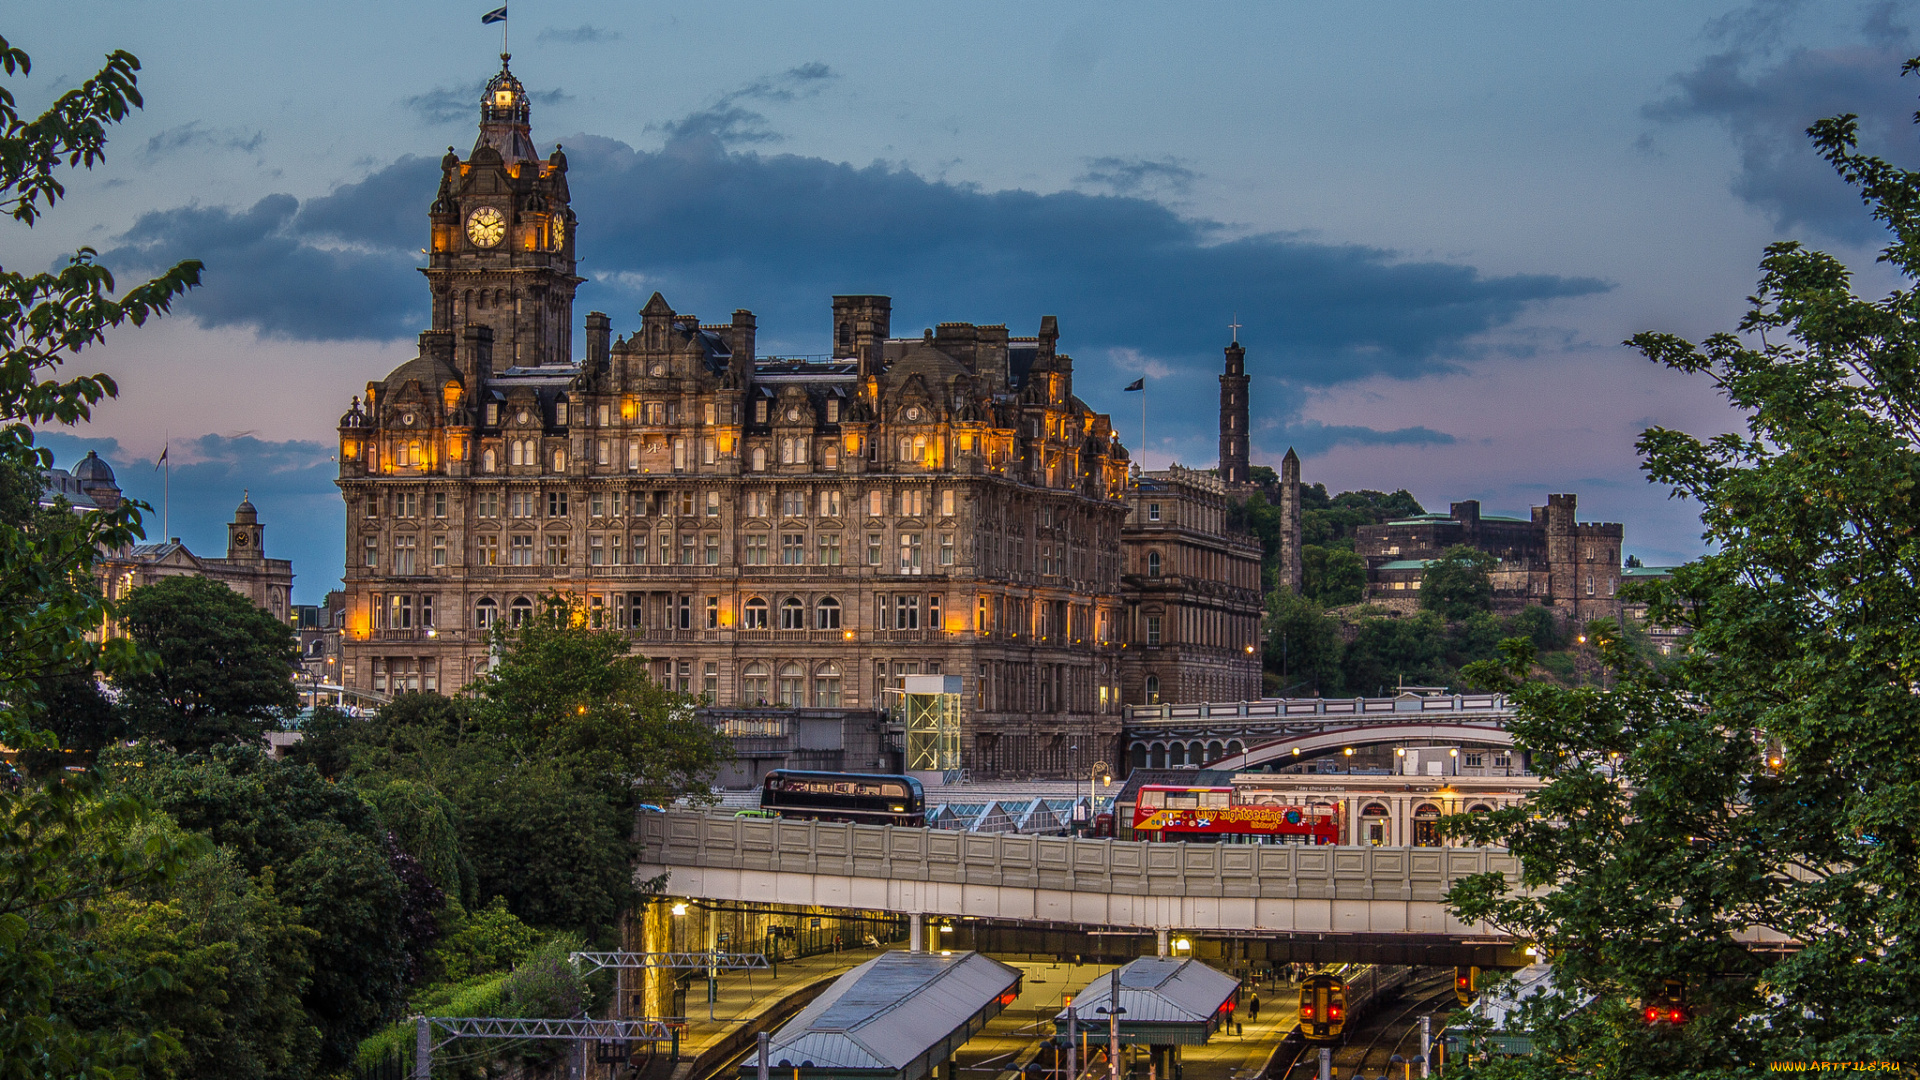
[755,951,1021,1080]
[1055,958,1239,1039]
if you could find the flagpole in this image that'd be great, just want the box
[1140,389,1147,472]
[162,433,169,540]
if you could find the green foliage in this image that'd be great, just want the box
[0,774,201,1080]
[429,897,539,984]
[1262,587,1345,695]
[362,777,473,906]
[1507,603,1564,652]
[1300,544,1367,606]
[114,575,298,752]
[68,817,321,1079]
[1443,57,1920,1070]
[108,746,409,1073]
[0,33,198,752]
[1299,486,1423,548]
[1419,544,1497,619]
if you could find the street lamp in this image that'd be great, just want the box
[1089,762,1112,832]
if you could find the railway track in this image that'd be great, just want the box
[1266,970,1455,1080]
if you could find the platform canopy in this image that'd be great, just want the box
[1054,958,1239,1046]
[745,951,1022,1080]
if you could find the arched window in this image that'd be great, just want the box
[780,598,805,630]
[1169,743,1185,767]
[752,446,766,471]
[743,598,768,629]
[553,448,566,472]
[1130,744,1147,769]
[1413,803,1443,847]
[509,596,533,627]
[482,447,496,473]
[1206,741,1224,762]
[780,438,794,465]
[1226,740,1243,757]
[742,662,770,704]
[1145,674,1160,704]
[912,435,927,463]
[1361,803,1391,846]
[814,663,842,707]
[1187,742,1205,766]
[475,597,498,628]
[815,596,841,630]
[509,440,523,467]
[1147,551,1162,577]
[778,663,804,706]
[1150,743,1167,769]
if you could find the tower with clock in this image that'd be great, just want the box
[425,53,579,377]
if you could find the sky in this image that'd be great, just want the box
[11,1,1919,604]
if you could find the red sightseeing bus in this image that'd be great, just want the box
[1132,785,1341,844]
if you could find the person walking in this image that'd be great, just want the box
[1247,992,1260,1022]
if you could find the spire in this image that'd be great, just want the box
[474,53,537,165]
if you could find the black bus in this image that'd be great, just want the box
[759,770,926,827]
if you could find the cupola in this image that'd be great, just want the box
[473,54,537,166]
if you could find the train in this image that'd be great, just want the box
[1455,965,1481,1007]
[1298,964,1410,1042]
[758,769,926,827]
[1131,784,1340,844]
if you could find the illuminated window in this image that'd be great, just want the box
[476,534,499,566]
[752,446,766,471]
[474,597,497,628]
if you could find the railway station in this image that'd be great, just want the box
[1051,958,1240,1080]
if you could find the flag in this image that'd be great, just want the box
[481,5,507,24]
[154,445,167,469]
[1123,378,1145,392]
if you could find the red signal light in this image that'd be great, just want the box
[1644,1006,1660,1024]
[1668,1008,1686,1023]
[1456,975,1469,989]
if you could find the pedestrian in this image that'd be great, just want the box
[1247,992,1260,1021]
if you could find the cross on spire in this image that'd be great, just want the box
[1229,317,1242,344]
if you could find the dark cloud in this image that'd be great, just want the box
[1643,7,1918,244]
[144,122,265,160]
[1268,419,1455,457]
[658,64,838,148]
[538,24,621,45]
[100,194,426,342]
[36,432,344,604]
[99,77,1602,468]
[1076,156,1198,198]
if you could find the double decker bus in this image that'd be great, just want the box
[759,770,926,827]
[1131,785,1340,844]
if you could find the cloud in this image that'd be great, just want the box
[657,63,838,148]
[405,81,571,125]
[36,432,344,603]
[97,78,1603,473]
[1643,4,1918,244]
[144,122,265,160]
[1076,156,1198,198]
[100,193,427,342]
[538,24,621,45]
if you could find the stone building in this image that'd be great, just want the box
[335,57,1137,777]
[1116,464,1263,706]
[41,451,296,630]
[1353,493,1623,622]
[95,492,296,631]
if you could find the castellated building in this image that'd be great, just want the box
[336,57,1155,777]
[1354,494,1624,623]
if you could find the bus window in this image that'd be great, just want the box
[1140,790,1164,809]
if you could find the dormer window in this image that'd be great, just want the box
[755,399,769,424]
[485,403,499,426]
[555,400,569,425]
[827,399,840,423]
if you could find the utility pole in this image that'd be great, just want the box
[1066,1006,1078,1080]
[1420,1014,1432,1078]
[758,1031,771,1080]
[1105,968,1123,1080]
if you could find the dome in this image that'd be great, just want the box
[71,450,115,484]
[234,490,258,522]
[472,54,537,165]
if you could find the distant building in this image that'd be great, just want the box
[40,452,297,631]
[292,589,347,691]
[1353,494,1622,622]
[1619,564,1688,654]
[1118,464,1263,706]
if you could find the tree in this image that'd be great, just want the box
[0,28,202,1080]
[1262,587,1344,695]
[115,575,298,752]
[0,33,199,751]
[1418,544,1496,620]
[1444,57,1920,1072]
[109,747,409,1073]
[1301,545,1367,606]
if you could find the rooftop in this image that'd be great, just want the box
[1053,957,1239,1045]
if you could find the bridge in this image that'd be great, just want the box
[1121,693,1515,769]
[638,811,1525,960]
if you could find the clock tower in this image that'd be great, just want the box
[424,54,580,377]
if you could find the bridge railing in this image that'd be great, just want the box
[638,811,1520,904]
[1123,694,1512,724]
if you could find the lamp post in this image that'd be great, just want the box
[1096,967,1125,1080]
[1089,762,1111,834]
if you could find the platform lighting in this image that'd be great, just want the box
[1395,747,1405,756]
[1173,937,1191,952]
[1449,749,1459,757]
[939,923,954,934]
[671,903,688,916]
[1343,748,1353,757]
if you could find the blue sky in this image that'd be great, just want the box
[11,1,1918,602]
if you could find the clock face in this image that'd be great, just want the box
[466,206,506,248]
[906,406,922,422]
[785,407,800,422]
[650,363,667,378]
[401,411,416,426]
[234,533,250,548]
